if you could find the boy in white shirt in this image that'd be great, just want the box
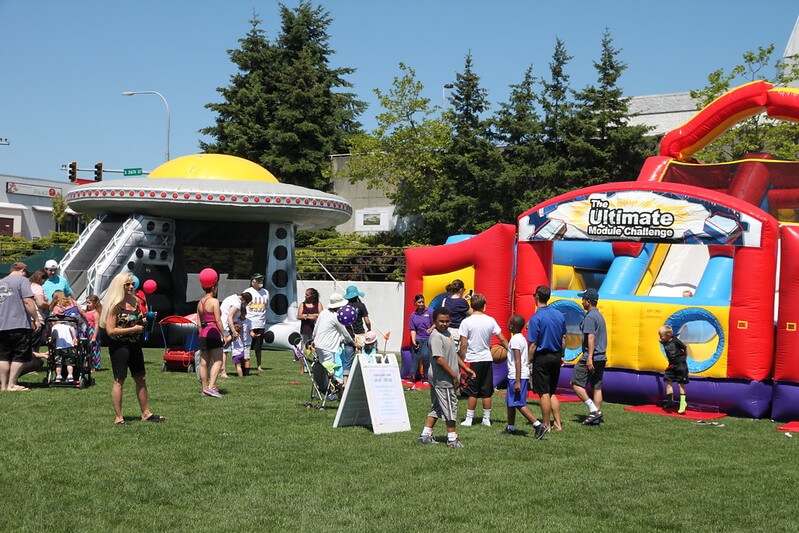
[457,293,509,427]
[503,315,548,439]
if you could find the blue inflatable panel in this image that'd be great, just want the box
[695,255,733,299]
[553,241,615,270]
[445,234,475,244]
[601,243,657,296]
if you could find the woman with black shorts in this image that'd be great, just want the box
[196,268,225,398]
[102,272,164,425]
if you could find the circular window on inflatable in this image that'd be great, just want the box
[664,308,725,373]
[550,299,585,362]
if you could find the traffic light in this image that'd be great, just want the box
[68,161,77,182]
[94,162,103,182]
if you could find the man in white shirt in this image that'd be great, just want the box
[457,293,509,427]
[244,273,269,372]
[219,292,252,378]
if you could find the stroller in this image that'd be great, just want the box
[45,314,94,389]
[159,315,199,373]
[296,341,343,410]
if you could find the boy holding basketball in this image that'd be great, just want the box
[458,293,509,427]
[503,314,548,439]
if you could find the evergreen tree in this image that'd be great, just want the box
[200,3,364,189]
[492,65,547,217]
[200,14,278,164]
[573,29,652,184]
[691,44,799,162]
[535,38,586,200]
[442,52,506,235]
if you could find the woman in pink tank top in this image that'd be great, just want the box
[196,269,224,398]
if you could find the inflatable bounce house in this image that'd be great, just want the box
[64,153,352,349]
[404,81,799,421]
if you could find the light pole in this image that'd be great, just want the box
[122,90,170,162]
[442,83,454,109]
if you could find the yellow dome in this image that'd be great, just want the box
[148,153,279,182]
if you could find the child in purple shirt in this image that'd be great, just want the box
[408,294,434,383]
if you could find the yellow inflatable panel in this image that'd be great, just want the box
[563,298,729,378]
[635,243,670,296]
[422,267,475,305]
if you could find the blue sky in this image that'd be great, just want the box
[1,1,797,182]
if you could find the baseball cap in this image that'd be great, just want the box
[578,288,599,302]
[45,260,59,269]
[251,273,264,281]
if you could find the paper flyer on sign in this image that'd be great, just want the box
[333,353,411,435]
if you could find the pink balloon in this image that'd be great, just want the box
[199,268,219,289]
[143,279,157,294]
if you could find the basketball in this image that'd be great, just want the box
[491,344,508,364]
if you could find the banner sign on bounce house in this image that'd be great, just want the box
[519,189,763,247]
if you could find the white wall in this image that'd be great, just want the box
[295,279,406,352]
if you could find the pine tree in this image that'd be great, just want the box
[200,14,278,164]
[442,52,506,235]
[573,29,652,184]
[492,65,547,217]
[200,3,364,189]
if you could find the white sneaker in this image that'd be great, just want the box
[460,418,473,427]
[482,418,491,427]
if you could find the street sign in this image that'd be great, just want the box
[123,168,143,176]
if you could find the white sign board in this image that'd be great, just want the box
[333,353,411,434]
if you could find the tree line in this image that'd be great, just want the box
[200,2,799,245]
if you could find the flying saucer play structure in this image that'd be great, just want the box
[64,153,351,348]
[404,81,799,420]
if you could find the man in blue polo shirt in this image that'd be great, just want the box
[527,285,567,431]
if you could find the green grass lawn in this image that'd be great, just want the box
[2,349,797,532]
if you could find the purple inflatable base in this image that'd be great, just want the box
[500,365,772,418]
[412,353,773,418]
[771,382,799,422]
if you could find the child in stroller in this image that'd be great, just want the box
[50,318,78,383]
[47,292,92,388]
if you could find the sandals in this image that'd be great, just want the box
[143,413,165,423]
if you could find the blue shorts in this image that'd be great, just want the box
[505,378,529,408]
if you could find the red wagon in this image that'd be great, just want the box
[159,315,199,373]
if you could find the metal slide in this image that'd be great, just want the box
[59,214,126,299]
[60,214,175,301]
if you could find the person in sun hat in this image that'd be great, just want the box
[244,273,269,373]
[359,330,380,363]
[311,293,353,367]
[42,259,72,301]
[343,284,370,348]
[571,288,607,425]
